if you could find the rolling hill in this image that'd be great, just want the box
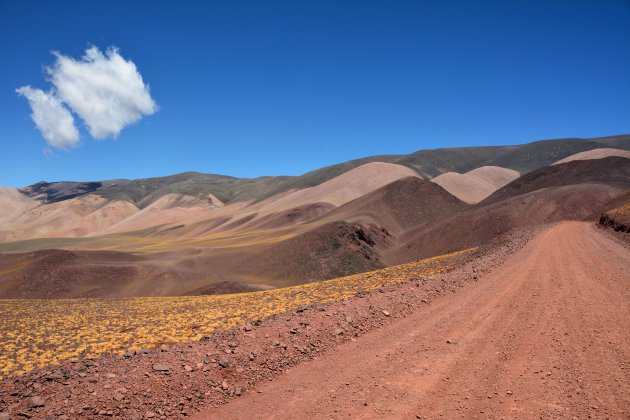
[1,134,629,298]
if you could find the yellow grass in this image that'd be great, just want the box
[0,248,475,378]
[606,201,630,217]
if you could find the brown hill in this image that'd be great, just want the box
[0,187,37,227]
[14,134,630,208]
[3,136,630,299]
[552,148,630,165]
[0,195,139,242]
[233,221,390,285]
[226,177,468,284]
[393,183,625,264]
[431,166,520,204]
[320,176,468,235]
[483,156,630,204]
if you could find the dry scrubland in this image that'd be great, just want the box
[606,199,630,218]
[0,248,474,378]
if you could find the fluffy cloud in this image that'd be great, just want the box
[47,46,157,139]
[16,86,80,148]
[17,46,157,149]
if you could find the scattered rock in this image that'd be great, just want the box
[0,230,533,420]
[26,396,45,408]
[152,364,170,372]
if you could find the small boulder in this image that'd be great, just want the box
[26,395,45,408]
[218,359,230,369]
[152,364,170,372]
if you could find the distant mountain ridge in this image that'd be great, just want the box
[16,134,630,207]
[2,133,630,299]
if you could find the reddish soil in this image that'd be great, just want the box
[2,222,628,419]
[0,225,534,419]
[199,222,630,419]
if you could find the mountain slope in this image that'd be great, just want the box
[320,176,468,235]
[483,156,630,204]
[393,183,625,264]
[14,134,630,209]
[1,135,630,298]
[552,148,630,165]
[431,166,520,204]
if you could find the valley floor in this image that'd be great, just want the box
[197,222,630,419]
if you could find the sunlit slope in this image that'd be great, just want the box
[431,166,520,204]
[0,248,474,378]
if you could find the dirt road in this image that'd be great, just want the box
[197,222,630,419]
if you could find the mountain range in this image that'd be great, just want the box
[1,134,629,299]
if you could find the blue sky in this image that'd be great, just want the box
[1,0,629,187]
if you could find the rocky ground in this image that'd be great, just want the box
[200,221,630,419]
[0,227,539,419]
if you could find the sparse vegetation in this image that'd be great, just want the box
[599,193,630,233]
[0,248,474,378]
[606,200,630,217]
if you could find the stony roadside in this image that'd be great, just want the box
[598,222,630,247]
[0,227,540,420]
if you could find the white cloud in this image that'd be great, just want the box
[16,86,80,149]
[46,46,157,139]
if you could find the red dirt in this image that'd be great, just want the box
[198,222,630,419]
[2,222,628,419]
[0,224,533,419]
